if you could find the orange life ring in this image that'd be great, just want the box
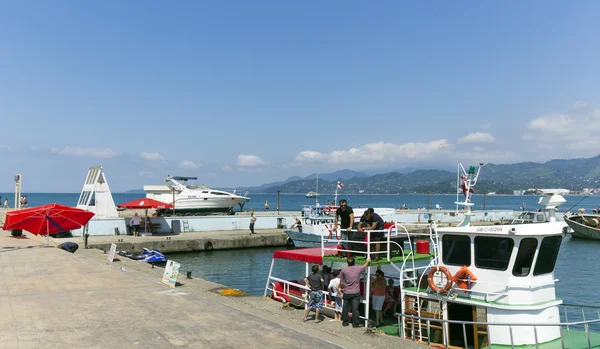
[427,266,453,294]
[324,207,331,216]
[452,265,477,290]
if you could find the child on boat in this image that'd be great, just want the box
[328,270,342,321]
[304,265,324,323]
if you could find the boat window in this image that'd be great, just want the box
[512,238,538,276]
[442,235,471,266]
[474,236,514,270]
[533,236,562,276]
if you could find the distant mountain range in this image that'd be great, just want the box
[250,155,600,194]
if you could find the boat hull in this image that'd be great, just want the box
[284,229,339,247]
[564,214,600,240]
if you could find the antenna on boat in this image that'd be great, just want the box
[315,174,319,206]
[455,161,484,227]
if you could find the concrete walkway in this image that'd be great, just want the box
[0,232,422,349]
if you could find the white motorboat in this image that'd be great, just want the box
[305,191,320,198]
[144,176,250,216]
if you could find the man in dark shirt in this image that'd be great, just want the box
[333,199,354,257]
[358,208,385,261]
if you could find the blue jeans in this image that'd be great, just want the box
[342,292,361,326]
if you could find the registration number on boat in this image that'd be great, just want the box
[475,227,503,233]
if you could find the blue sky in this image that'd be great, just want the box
[1,1,599,192]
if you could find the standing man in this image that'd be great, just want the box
[130,212,141,237]
[334,199,354,257]
[249,211,257,234]
[357,208,385,261]
[339,256,370,327]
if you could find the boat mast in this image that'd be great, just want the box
[456,161,484,227]
[315,174,319,206]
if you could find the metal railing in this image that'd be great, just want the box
[396,303,600,349]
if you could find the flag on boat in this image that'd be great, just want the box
[337,181,344,190]
[460,175,474,199]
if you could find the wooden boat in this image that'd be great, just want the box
[564,214,600,240]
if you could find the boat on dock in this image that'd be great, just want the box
[144,176,250,216]
[266,162,600,348]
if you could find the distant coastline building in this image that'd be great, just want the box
[535,189,570,195]
[513,190,525,195]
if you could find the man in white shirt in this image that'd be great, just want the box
[130,213,142,237]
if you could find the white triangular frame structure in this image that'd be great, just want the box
[76,166,118,218]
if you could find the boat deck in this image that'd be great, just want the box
[322,250,432,265]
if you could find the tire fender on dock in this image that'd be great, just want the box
[204,241,214,250]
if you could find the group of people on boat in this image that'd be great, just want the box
[302,255,416,327]
[333,200,386,261]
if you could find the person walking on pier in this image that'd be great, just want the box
[334,199,354,256]
[130,213,141,237]
[3,198,8,208]
[303,264,324,323]
[249,211,256,234]
[339,256,370,328]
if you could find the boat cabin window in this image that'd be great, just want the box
[512,238,538,276]
[533,236,562,276]
[474,236,514,271]
[442,235,471,266]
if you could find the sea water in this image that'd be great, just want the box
[2,192,600,213]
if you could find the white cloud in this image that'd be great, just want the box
[0,145,15,152]
[140,152,165,161]
[52,146,118,158]
[179,160,200,169]
[295,139,450,165]
[222,165,234,172]
[237,154,266,167]
[572,100,589,111]
[29,146,40,151]
[522,104,600,151]
[457,132,495,144]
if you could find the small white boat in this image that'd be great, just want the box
[305,191,320,198]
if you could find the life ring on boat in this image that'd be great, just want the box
[427,266,453,294]
[452,265,477,290]
[324,207,331,216]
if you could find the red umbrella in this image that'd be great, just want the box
[117,198,173,209]
[2,203,95,235]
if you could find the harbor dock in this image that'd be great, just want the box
[0,232,421,349]
[61,229,290,253]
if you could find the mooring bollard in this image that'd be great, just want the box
[187,271,192,279]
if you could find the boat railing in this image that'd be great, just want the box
[397,305,600,349]
[265,276,340,314]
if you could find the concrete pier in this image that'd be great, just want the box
[59,229,289,253]
[0,232,421,349]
